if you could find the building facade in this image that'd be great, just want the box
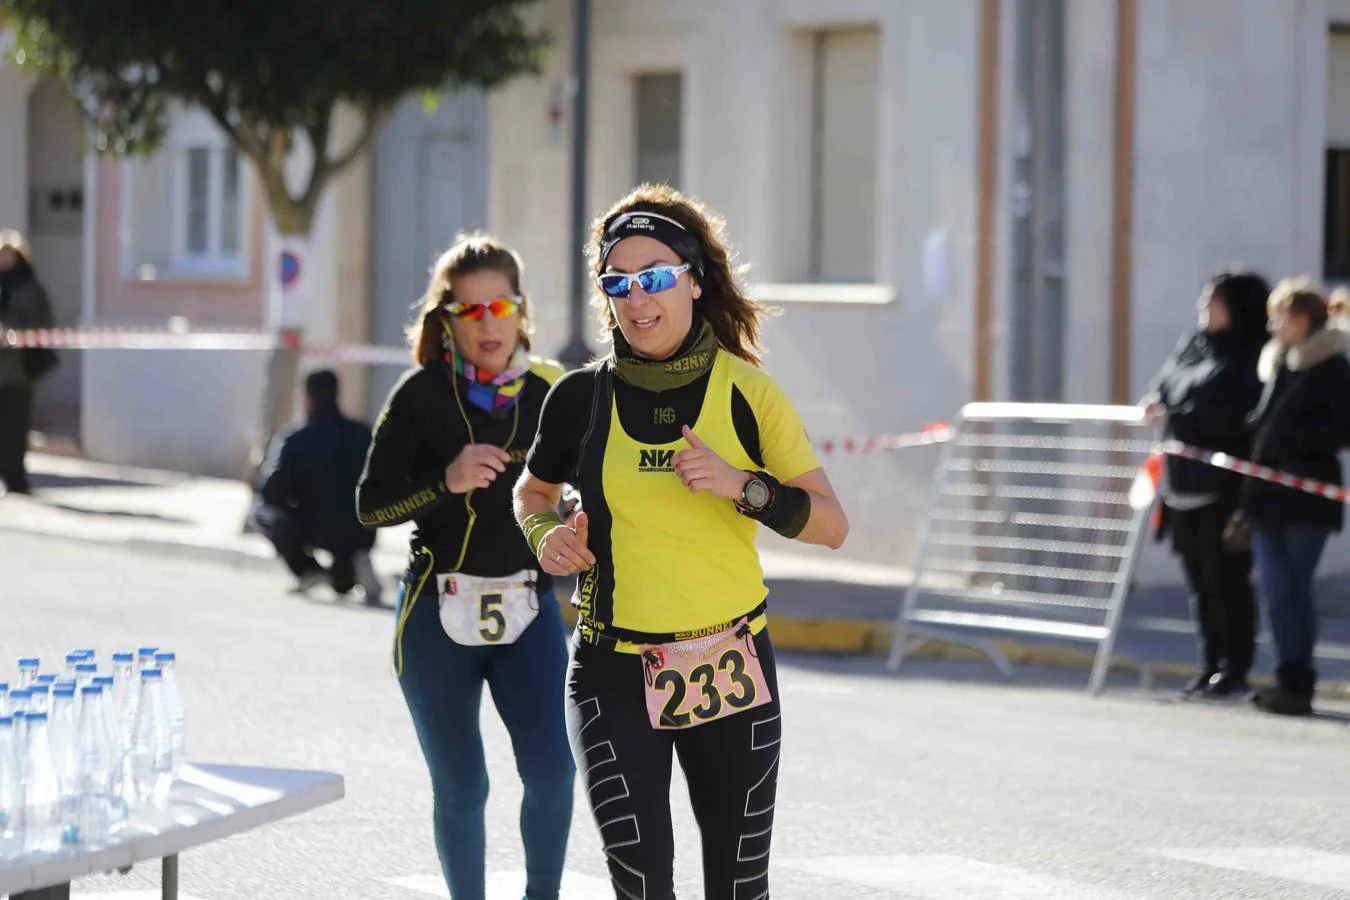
[4,0,1350,572]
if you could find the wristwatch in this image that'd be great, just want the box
[736,472,773,514]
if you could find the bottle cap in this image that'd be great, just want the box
[93,676,114,686]
[65,652,84,664]
[17,657,39,667]
[35,674,56,684]
[52,686,75,698]
[74,648,95,657]
[0,682,8,691]
[81,685,102,696]
[25,712,48,723]
[137,647,158,657]
[140,669,163,679]
[9,688,30,699]
[154,652,176,663]
[76,663,97,673]
[29,683,50,694]
[0,716,11,727]
[112,652,134,663]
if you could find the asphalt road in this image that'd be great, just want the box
[4,531,1350,900]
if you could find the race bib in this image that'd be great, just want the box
[642,621,772,730]
[436,570,539,646]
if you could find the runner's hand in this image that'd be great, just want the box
[539,511,595,575]
[445,444,512,494]
[674,426,750,501]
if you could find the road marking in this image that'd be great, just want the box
[1150,847,1350,890]
[384,871,613,898]
[778,854,1138,899]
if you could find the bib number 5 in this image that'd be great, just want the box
[479,593,506,643]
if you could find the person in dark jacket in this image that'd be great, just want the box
[1242,279,1350,716]
[1144,271,1270,698]
[0,230,55,496]
[250,369,381,603]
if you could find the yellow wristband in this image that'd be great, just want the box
[522,511,564,558]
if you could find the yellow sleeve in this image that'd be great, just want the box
[741,367,822,483]
[529,357,565,386]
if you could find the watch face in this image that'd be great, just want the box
[744,478,771,510]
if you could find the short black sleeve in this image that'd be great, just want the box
[526,367,596,485]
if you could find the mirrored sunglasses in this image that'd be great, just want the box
[598,263,692,299]
[446,295,522,321]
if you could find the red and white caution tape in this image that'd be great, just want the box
[815,423,954,456]
[1161,440,1348,504]
[1,326,411,365]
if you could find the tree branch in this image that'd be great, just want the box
[328,104,391,174]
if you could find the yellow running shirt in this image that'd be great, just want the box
[526,349,821,648]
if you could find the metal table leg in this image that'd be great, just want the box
[162,854,178,900]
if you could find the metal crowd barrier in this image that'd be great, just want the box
[886,402,1157,694]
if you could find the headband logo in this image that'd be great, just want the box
[628,216,654,230]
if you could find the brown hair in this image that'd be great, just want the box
[587,184,772,365]
[1267,277,1350,335]
[409,232,533,366]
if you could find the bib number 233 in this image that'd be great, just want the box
[642,624,771,730]
[436,572,539,646]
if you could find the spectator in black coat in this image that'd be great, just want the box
[1243,279,1350,716]
[1144,271,1270,698]
[251,369,382,603]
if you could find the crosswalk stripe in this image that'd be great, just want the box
[1151,847,1350,890]
[384,871,613,898]
[777,855,1140,899]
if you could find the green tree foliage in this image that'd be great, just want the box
[1,1,546,232]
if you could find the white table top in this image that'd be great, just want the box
[0,763,345,895]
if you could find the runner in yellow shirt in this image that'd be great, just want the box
[514,185,849,900]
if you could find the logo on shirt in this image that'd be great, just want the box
[638,448,676,473]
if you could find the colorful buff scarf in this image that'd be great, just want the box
[445,344,531,413]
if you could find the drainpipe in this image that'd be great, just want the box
[558,0,593,369]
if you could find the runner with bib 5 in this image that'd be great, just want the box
[358,234,575,900]
[514,185,850,900]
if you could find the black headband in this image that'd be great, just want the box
[599,211,704,277]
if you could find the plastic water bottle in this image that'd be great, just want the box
[155,653,185,776]
[90,680,125,810]
[76,687,119,843]
[16,658,39,690]
[20,712,61,853]
[128,669,172,808]
[0,715,23,860]
[28,683,50,716]
[62,653,83,680]
[9,690,31,749]
[110,653,136,741]
[48,685,81,842]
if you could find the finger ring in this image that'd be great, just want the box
[554,552,563,563]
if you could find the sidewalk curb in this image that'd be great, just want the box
[12,520,1350,701]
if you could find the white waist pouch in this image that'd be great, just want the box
[435,570,539,646]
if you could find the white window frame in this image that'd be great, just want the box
[120,108,251,282]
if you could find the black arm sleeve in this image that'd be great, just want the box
[526,368,594,485]
[356,374,454,527]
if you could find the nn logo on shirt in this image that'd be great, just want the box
[638,448,676,473]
